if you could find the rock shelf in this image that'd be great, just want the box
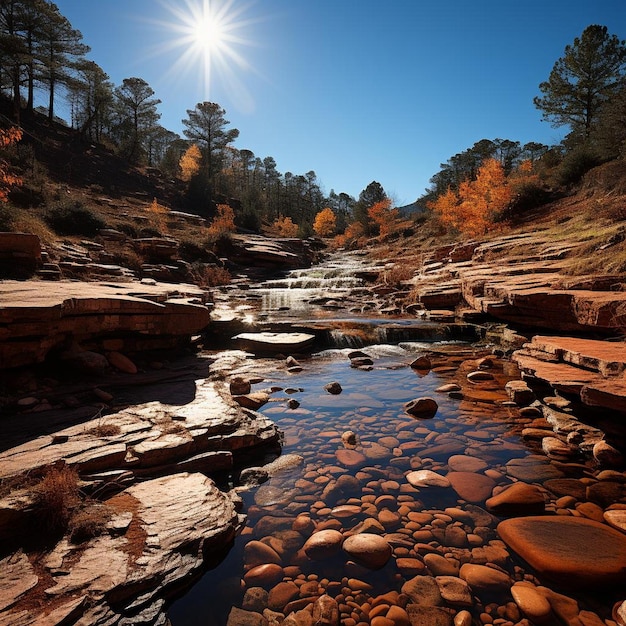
[0,377,280,625]
[409,233,626,334]
[0,279,210,369]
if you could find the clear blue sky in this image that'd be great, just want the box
[52,0,624,206]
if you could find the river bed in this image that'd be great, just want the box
[167,254,626,626]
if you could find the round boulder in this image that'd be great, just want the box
[342,533,392,569]
[324,381,343,395]
[303,529,344,560]
[404,397,438,419]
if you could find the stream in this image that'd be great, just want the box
[168,252,624,626]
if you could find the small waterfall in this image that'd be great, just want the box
[327,329,367,349]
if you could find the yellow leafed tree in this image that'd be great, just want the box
[272,216,299,237]
[148,197,169,233]
[332,221,366,249]
[208,203,236,237]
[313,207,337,237]
[179,144,202,182]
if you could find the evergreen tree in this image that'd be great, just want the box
[534,25,626,143]
[113,77,161,163]
[182,102,239,183]
[38,1,89,122]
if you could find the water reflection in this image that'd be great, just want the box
[168,343,546,625]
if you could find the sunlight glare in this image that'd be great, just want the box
[152,0,260,111]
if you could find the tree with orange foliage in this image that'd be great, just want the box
[0,127,22,202]
[179,144,202,182]
[428,187,460,230]
[313,207,337,237]
[429,158,512,237]
[272,216,299,237]
[208,203,236,237]
[332,221,366,249]
[367,198,399,237]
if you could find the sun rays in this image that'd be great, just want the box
[148,0,261,111]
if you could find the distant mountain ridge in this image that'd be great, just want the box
[396,201,427,217]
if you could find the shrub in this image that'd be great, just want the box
[383,264,415,286]
[556,148,603,187]
[191,262,231,287]
[179,239,220,263]
[0,204,16,230]
[115,222,138,238]
[504,181,554,221]
[138,226,162,238]
[45,200,106,237]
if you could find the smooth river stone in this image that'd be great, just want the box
[342,533,392,569]
[406,470,451,489]
[447,472,496,503]
[243,563,284,588]
[604,509,626,533]
[485,482,546,516]
[404,397,438,419]
[447,454,488,473]
[498,516,626,588]
[401,575,443,606]
[303,529,344,560]
[543,478,587,501]
[243,540,282,567]
[435,575,473,607]
[459,563,512,594]
[268,580,300,611]
[362,442,392,461]
[542,436,575,459]
[510,583,553,624]
[505,457,564,482]
[335,449,367,468]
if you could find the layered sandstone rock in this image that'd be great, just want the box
[0,472,242,626]
[0,279,210,369]
[512,335,626,414]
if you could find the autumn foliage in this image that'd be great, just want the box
[179,144,202,182]
[332,221,366,249]
[208,203,236,238]
[271,216,299,237]
[367,198,399,237]
[0,127,22,202]
[313,207,337,237]
[428,158,512,237]
[148,197,169,233]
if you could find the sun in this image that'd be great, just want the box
[190,8,226,54]
[150,0,259,108]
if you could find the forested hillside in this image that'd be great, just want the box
[0,3,625,252]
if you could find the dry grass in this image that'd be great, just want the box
[68,502,113,544]
[382,263,417,286]
[192,264,231,287]
[9,209,57,246]
[31,463,80,536]
[87,421,122,437]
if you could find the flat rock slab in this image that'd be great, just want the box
[513,353,599,394]
[233,332,316,354]
[0,379,278,480]
[0,280,209,369]
[528,335,626,376]
[498,516,626,588]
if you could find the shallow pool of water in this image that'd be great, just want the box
[168,344,620,625]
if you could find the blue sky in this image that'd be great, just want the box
[52,0,624,206]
